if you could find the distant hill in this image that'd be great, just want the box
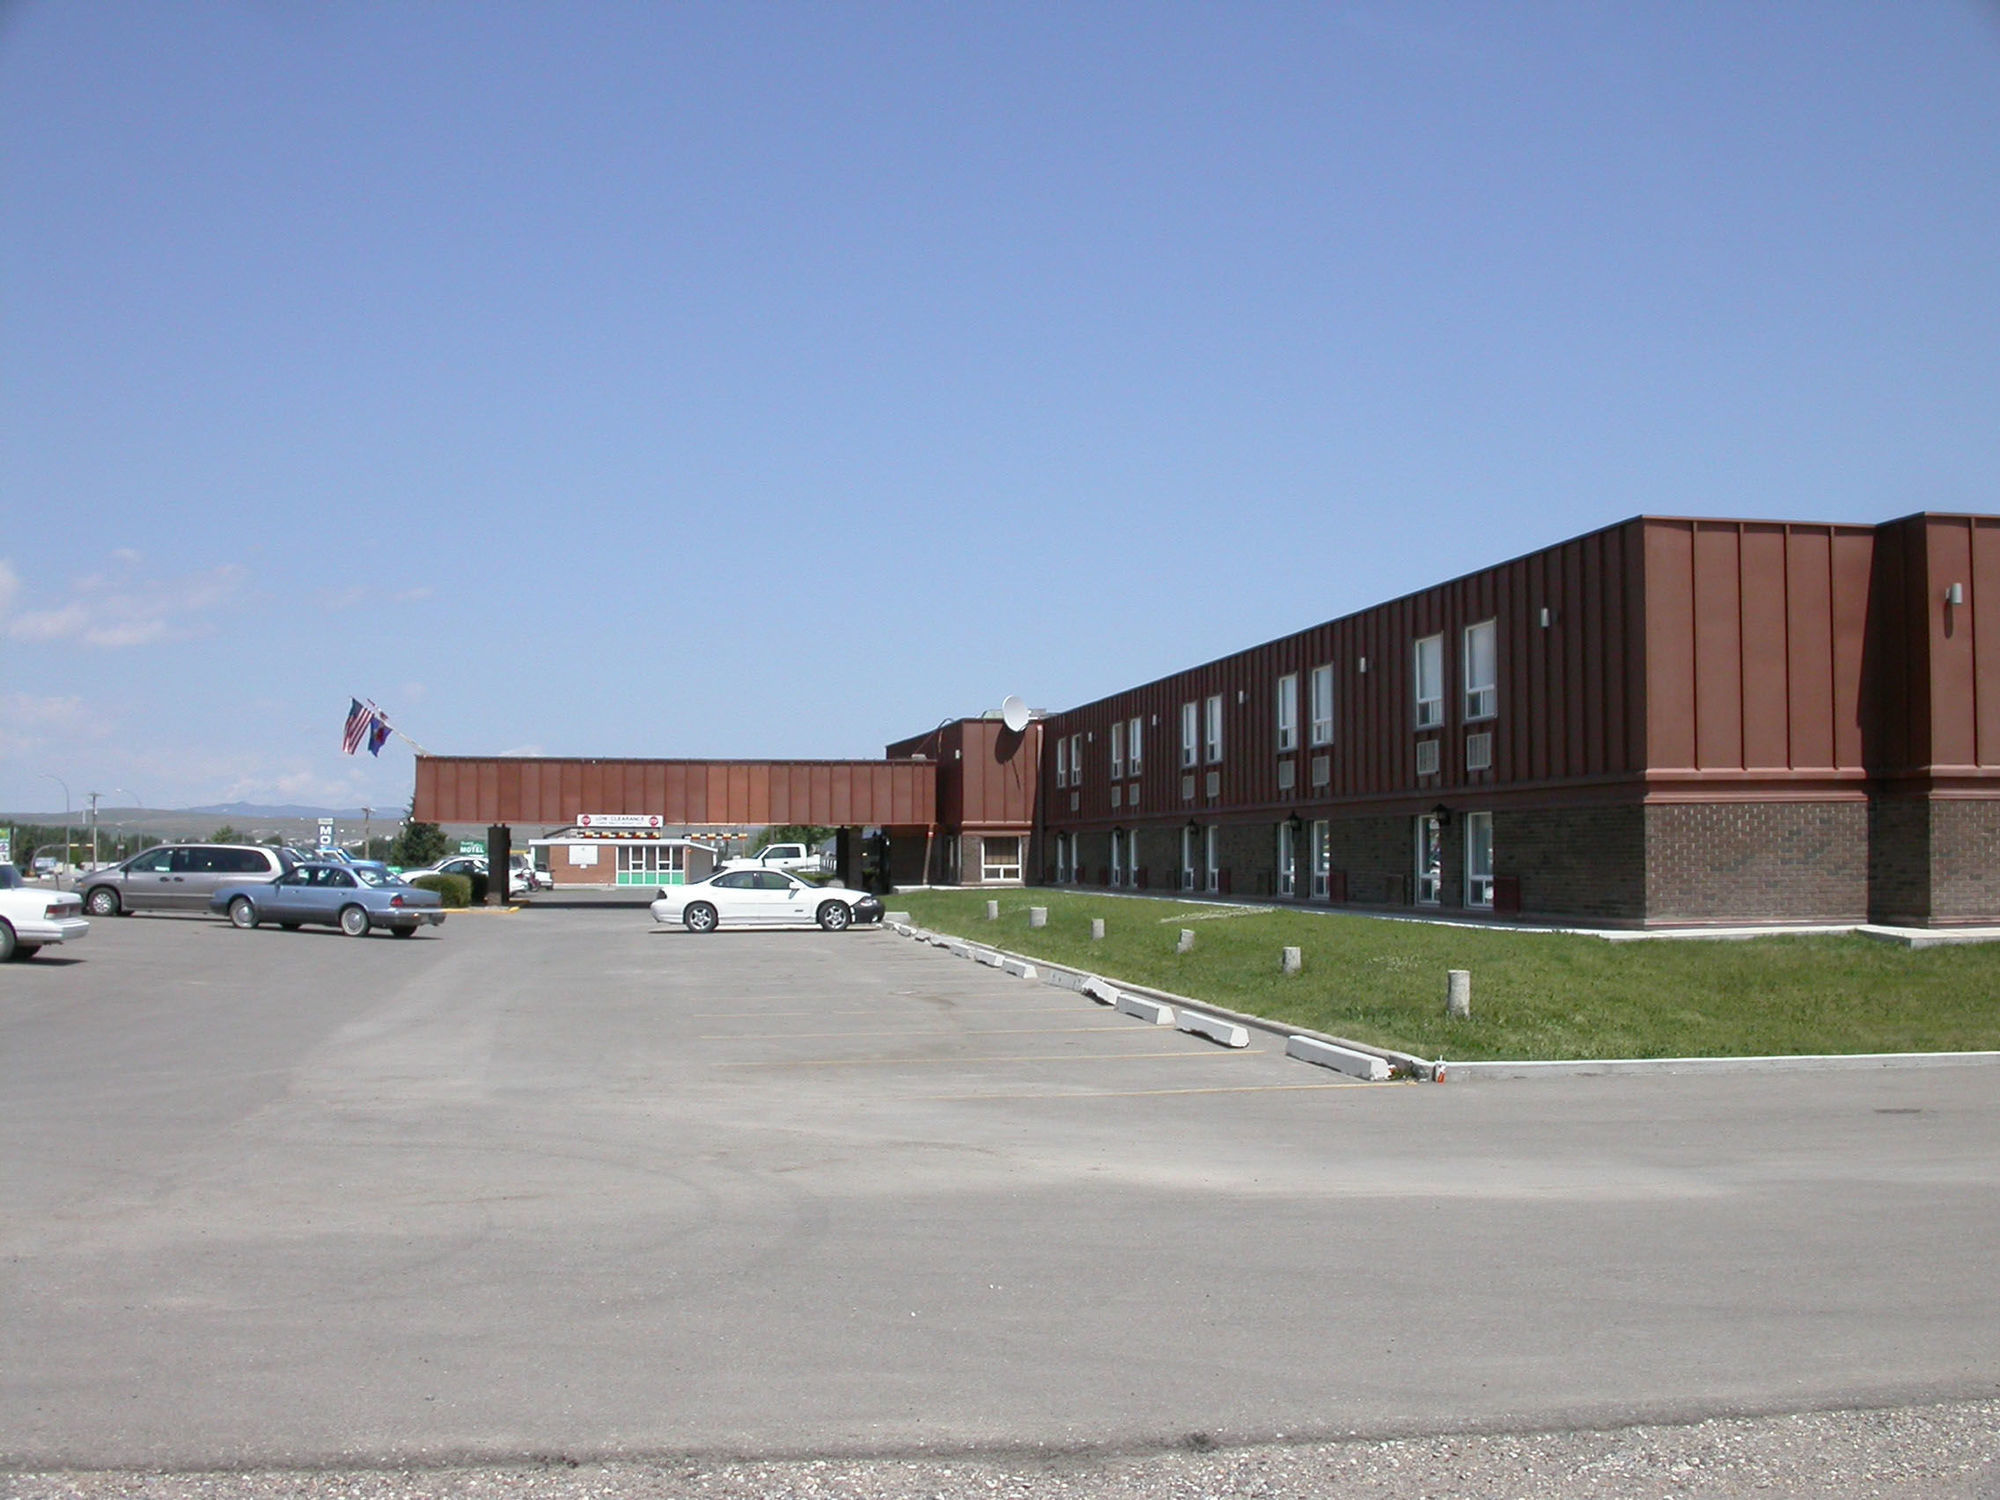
[181,801,377,820]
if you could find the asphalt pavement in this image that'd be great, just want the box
[3,906,1997,1490]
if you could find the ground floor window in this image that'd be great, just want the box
[1416,815,1442,905]
[1276,821,1297,896]
[1311,819,1330,899]
[1053,833,1071,884]
[1180,826,1198,890]
[1465,811,1494,908]
[1109,830,1126,887]
[1204,826,1220,893]
[617,843,686,886]
[981,836,1022,883]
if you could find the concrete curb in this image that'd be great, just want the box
[1440,1050,2000,1081]
[890,923,1420,1072]
[1287,1035,1393,1081]
[885,921,2000,1081]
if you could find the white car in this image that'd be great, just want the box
[651,869,884,933]
[0,863,89,960]
[399,855,532,898]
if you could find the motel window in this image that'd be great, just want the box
[1204,825,1220,893]
[1110,720,1125,781]
[1464,620,1497,721]
[1128,716,1143,776]
[982,836,1022,883]
[1181,701,1198,767]
[1277,820,1296,896]
[1414,634,1444,729]
[1466,812,1494,908]
[1053,834,1069,883]
[1276,673,1298,753]
[1110,830,1125,888]
[1069,733,1083,785]
[1055,734,1069,788]
[1309,664,1335,747]
[1311,819,1330,899]
[1180,826,1199,890]
[1416,814,1442,905]
[1204,694,1224,763]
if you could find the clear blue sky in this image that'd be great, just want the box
[4,1,1997,816]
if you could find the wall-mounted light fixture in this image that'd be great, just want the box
[1237,689,1247,705]
[1185,818,1201,839]
[1432,802,1452,829]
[1539,607,1554,629]
[1947,582,1966,606]
[1358,656,1369,674]
[1286,810,1304,835]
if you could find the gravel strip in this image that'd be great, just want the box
[8,1400,1998,1500]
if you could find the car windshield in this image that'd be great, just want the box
[0,864,21,889]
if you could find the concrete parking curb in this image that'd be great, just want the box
[884,920,2000,1082]
[891,922,1420,1072]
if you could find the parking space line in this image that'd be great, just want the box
[716,1050,1260,1069]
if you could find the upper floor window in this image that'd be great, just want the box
[1127,716,1143,776]
[1109,719,1125,780]
[1204,693,1224,762]
[1181,701,1198,767]
[1055,733,1069,788]
[1276,673,1299,753]
[1069,732,1083,784]
[1309,663,1335,746]
[1414,634,1444,728]
[1464,619,1497,720]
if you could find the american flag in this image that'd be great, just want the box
[341,698,372,755]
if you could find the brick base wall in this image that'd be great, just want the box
[1496,804,1645,922]
[1646,801,1868,924]
[1930,799,2000,922]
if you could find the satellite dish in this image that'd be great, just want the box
[1000,695,1030,733]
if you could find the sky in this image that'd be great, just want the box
[3,1,1998,817]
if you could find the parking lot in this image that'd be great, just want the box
[4,908,1999,1472]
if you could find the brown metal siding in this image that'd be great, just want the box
[412,757,936,828]
[1643,518,1877,779]
[1042,518,1651,830]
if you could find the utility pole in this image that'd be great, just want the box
[87,791,101,872]
[362,807,373,859]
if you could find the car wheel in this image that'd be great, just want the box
[0,920,15,961]
[228,896,259,930]
[339,904,371,938]
[817,900,851,932]
[684,902,718,934]
[84,886,121,917]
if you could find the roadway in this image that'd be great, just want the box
[3,907,1997,1473]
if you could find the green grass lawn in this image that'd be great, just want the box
[888,889,2000,1061]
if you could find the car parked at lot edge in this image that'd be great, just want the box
[399,854,532,898]
[0,863,89,960]
[210,860,447,938]
[650,868,883,932]
[81,844,298,917]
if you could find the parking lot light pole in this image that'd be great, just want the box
[87,791,102,872]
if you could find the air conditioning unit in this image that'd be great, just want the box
[1311,755,1331,787]
[1205,771,1221,799]
[1070,792,1080,812]
[1415,739,1440,777]
[1110,785,1122,808]
[1465,731,1493,771]
[1277,759,1296,790]
[1127,783,1140,809]
[1181,774,1196,802]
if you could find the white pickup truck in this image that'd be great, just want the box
[720,842,829,876]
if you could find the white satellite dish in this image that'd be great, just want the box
[1000,694,1030,733]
